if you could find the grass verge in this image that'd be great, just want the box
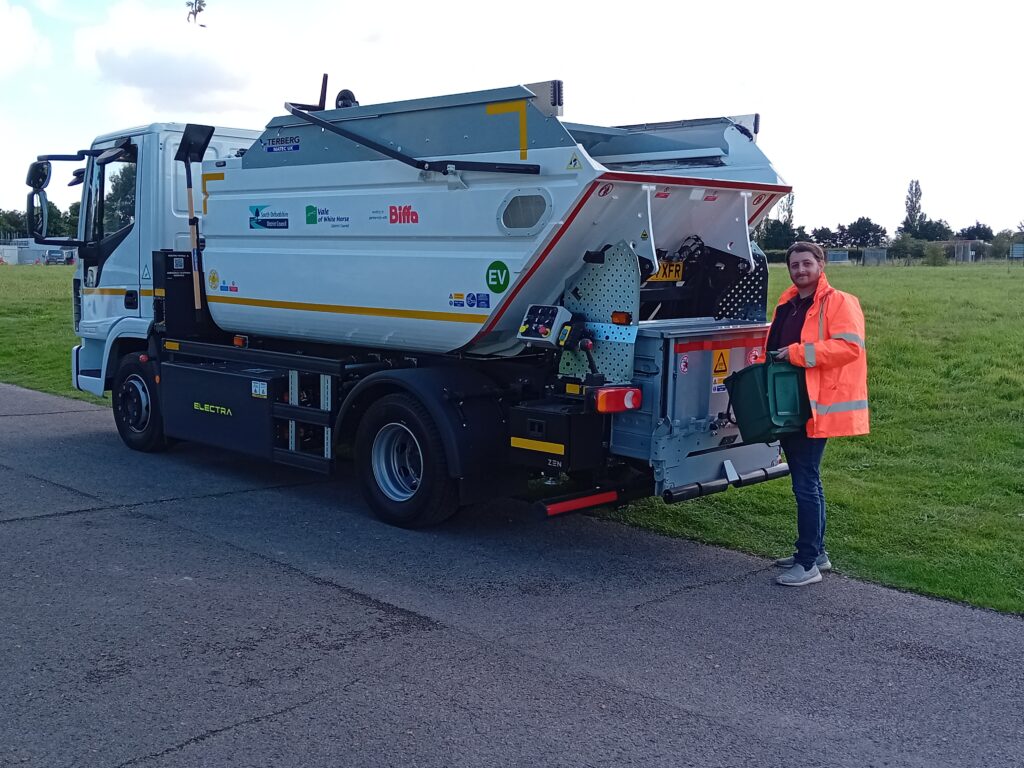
[0,265,103,403]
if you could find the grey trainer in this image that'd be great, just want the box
[775,563,823,586]
[774,553,832,571]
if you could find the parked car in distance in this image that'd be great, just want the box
[44,249,73,265]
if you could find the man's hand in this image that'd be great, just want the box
[775,346,791,362]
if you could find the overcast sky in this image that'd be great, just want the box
[1,0,1020,236]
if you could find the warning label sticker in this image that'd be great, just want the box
[712,349,730,390]
[566,152,582,171]
[713,350,730,375]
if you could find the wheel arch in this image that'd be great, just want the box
[336,367,509,481]
[99,318,155,391]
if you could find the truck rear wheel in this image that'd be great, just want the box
[112,352,167,453]
[354,393,459,528]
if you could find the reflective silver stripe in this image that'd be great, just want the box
[810,399,869,415]
[805,343,816,367]
[818,295,828,341]
[833,332,865,347]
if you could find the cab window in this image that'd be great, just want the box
[83,144,138,243]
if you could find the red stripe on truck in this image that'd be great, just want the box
[747,194,777,225]
[674,335,765,354]
[598,172,791,195]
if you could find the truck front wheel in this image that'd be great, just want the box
[111,352,167,453]
[354,393,459,528]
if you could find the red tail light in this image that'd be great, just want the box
[593,387,642,413]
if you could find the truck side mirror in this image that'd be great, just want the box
[26,160,51,191]
[27,189,49,239]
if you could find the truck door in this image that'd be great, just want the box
[79,139,142,321]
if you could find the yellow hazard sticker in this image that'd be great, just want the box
[566,152,582,171]
[712,349,730,390]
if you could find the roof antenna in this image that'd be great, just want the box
[289,74,328,112]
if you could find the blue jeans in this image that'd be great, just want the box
[779,433,828,570]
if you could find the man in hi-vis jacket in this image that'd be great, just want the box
[763,241,869,586]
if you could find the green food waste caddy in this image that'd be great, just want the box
[724,359,811,443]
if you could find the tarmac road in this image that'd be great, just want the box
[1,382,1022,768]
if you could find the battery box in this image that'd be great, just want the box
[161,361,288,458]
[509,401,605,471]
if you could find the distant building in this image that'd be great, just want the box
[862,248,888,266]
[952,240,979,263]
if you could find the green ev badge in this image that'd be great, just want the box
[486,261,510,293]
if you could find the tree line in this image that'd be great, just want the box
[753,179,1023,260]
[0,202,80,240]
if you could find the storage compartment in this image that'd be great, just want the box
[153,250,215,339]
[161,361,288,457]
[509,401,605,472]
[724,359,810,443]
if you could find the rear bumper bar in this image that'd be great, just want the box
[536,461,789,518]
[535,479,653,519]
[662,462,789,504]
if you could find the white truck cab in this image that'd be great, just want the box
[41,124,259,395]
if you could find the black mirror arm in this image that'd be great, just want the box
[37,149,105,162]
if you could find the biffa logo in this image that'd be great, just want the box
[389,205,419,224]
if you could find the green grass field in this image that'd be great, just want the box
[0,265,101,403]
[2,262,1023,612]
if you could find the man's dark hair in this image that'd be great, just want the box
[786,241,825,266]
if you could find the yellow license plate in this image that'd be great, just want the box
[648,262,684,282]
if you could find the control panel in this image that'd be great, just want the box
[517,304,576,349]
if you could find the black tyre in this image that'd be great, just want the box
[354,393,459,528]
[111,352,167,453]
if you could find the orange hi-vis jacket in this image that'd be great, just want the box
[764,273,870,438]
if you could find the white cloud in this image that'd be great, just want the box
[0,0,50,76]
[28,0,91,22]
[95,47,245,111]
